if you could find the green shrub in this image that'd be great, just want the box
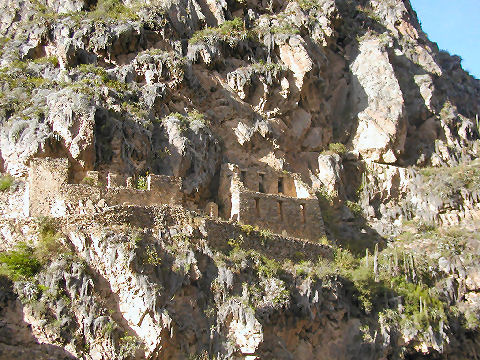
[101,320,116,337]
[167,110,210,132]
[189,18,254,46]
[240,224,255,235]
[390,276,446,332]
[0,243,41,279]
[295,0,320,10]
[144,246,162,266]
[228,236,244,249]
[91,0,140,21]
[0,217,68,279]
[136,176,147,190]
[188,351,209,360]
[294,260,314,277]
[419,161,480,200]
[258,228,274,241]
[35,216,66,263]
[334,247,357,270]
[254,14,300,38]
[118,333,140,359]
[316,187,339,237]
[0,37,9,57]
[267,23,300,35]
[76,64,128,92]
[318,235,329,245]
[256,256,281,278]
[312,257,336,279]
[0,174,13,191]
[322,142,347,156]
[464,309,480,330]
[131,232,142,245]
[33,56,59,68]
[81,176,96,186]
[229,246,249,264]
[37,216,58,238]
[187,110,209,126]
[251,60,284,74]
[0,60,52,95]
[346,200,363,218]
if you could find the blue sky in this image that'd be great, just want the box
[410,0,480,79]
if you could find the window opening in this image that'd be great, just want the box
[258,173,265,193]
[278,177,284,194]
[300,204,306,223]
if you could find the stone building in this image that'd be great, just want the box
[28,158,325,242]
[219,164,325,242]
[28,158,182,217]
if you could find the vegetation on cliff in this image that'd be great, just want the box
[0,0,479,358]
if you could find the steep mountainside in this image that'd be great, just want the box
[0,0,479,359]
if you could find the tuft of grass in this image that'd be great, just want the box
[33,56,59,68]
[35,217,67,264]
[90,0,140,21]
[321,142,347,156]
[136,176,148,190]
[75,64,128,92]
[167,110,210,132]
[0,174,13,192]
[189,18,255,46]
[346,200,363,218]
[118,333,141,358]
[419,160,480,200]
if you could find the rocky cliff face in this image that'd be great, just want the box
[1,0,480,359]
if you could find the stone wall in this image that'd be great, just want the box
[219,163,325,241]
[28,158,182,217]
[72,205,332,262]
[203,216,331,262]
[237,166,297,197]
[28,158,69,217]
[238,191,325,241]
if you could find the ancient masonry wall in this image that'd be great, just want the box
[238,191,325,241]
[28,158,182,217]
[29,158,70,217]
[77,205,332,262]
[219,163,325,242]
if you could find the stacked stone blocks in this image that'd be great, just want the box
[219,164,325,242]
[28,158,182,217]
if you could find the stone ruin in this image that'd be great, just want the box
[28,158,182,217]
[219,164,326,242]
[27,158,326,242]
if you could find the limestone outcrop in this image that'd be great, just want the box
[1,0,480,359]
